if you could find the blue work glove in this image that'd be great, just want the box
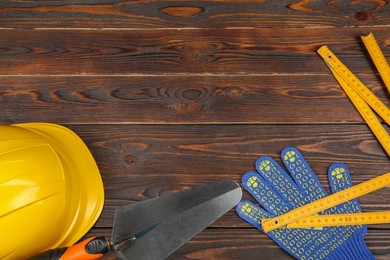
[236,147,374,260]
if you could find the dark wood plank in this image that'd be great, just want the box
[2,74,389,123]
[0,27,389,75]
[85,228,390,259]
[48,124,390,229]
[56,124,390,180]
[0,0,389,29]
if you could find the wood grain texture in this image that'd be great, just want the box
[57,124,390,228]
[1,74,389,123]
[0,27,389,75]
[0,0,389,29]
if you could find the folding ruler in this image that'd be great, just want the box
[262,33,390,232]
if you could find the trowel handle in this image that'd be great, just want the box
[30,236,110,260]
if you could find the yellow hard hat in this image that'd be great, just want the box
[0,123,104,259]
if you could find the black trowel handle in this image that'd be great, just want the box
[30,236,110,260]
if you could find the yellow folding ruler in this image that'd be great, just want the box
[262,33,390,232]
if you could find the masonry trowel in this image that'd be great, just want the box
[32,180,242,260]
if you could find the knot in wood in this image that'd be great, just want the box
[123,154,137,166]
[354,10,371,22]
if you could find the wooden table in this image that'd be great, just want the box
[1,1,389,259]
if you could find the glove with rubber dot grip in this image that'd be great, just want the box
[236,147,374,260]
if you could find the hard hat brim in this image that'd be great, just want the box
[13,123,104,247]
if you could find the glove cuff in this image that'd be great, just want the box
[327,231,374,260]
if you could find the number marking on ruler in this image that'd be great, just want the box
[317,46,390,126]
[261,172,390,232]
[286,212,390,228]
[361,33,390,93]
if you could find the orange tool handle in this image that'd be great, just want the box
[30,236,110,260]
